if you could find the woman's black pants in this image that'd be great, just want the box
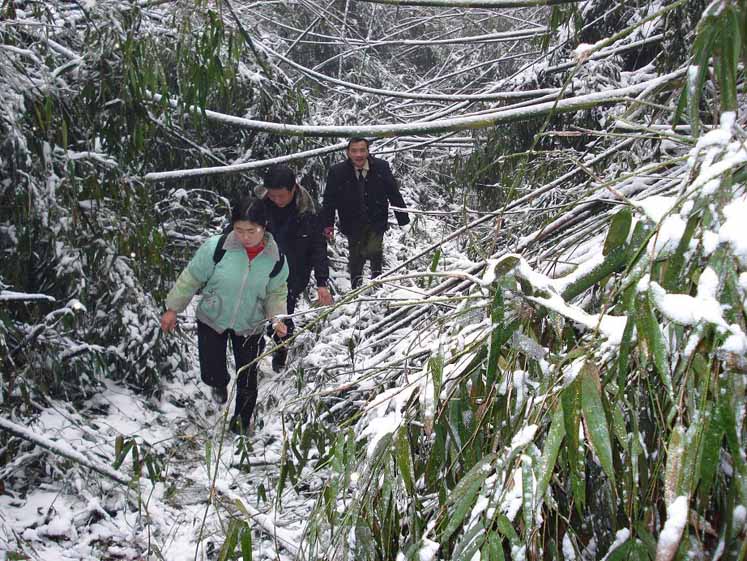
[197,321,264,425]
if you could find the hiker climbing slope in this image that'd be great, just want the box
[256,164,333,372]
[160,197,289,435]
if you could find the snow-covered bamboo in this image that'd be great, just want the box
[0,417,132,486]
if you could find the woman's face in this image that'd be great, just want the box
[233,220,265,248]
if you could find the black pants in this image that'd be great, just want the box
[348,226,384,288]
[197,321,264,425]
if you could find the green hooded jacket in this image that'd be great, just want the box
[165,231,288,336]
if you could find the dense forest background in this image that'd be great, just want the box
[1,0,746,560]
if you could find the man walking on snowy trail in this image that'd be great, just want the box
[256,164,333,372]
[322,138,410,289]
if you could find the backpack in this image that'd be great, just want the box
[212,229,286,278]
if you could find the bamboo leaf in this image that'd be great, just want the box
[536,405,565,503]
[240,525,253,561]
[664,424,685,507]
[218,519,242,561]
[580,362,616,486]
[483,531,505,561]
[562,378,586,511]
[604,208,632,256]
[717,6,740,112]
[698,403,724,500]
[636,293,673,399]
[395,426,415,495]
[441,454,496,542]
[486,287,505,386]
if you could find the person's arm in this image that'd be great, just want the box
[321,168,338,239]
[265,258,289,336]
[382,161,410,226]
[310,213,333,305]
[161,238,216,332]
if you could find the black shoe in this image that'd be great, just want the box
[271,349,287,373]
[210,385,228,404]
[229,415,252,436]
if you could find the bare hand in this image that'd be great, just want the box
[160,310,177,332]
[323,226,334,242]
[316,287,333,306]
[273,320,288,338]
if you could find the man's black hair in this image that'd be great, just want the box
[347,137,370,149]
[264,165,296,191]
[231,196,268,226]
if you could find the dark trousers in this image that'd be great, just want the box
[348,226,384,288]
[197,321,264,425]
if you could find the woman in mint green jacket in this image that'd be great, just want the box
[161,198,288,434]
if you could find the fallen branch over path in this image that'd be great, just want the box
[0,416,132,486]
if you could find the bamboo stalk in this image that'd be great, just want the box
[0,417,132,486]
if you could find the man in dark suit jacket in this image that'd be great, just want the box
[322,138,410,288]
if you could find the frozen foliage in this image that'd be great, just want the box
[2,1,747,561]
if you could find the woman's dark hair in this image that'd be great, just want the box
[231,196,267,226]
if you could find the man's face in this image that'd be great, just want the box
[266,185,296,208]
[347,141,369,169]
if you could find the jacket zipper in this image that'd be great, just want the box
[229,259,251,329]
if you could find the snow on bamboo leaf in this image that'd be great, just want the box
[579,362,616,487]
[441,454,496,543]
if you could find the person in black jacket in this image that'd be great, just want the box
[322,138,410,288]
[256,165,333,371]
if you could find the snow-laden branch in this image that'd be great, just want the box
[0,417,132,486]
[0,290,56,302]
[144,140,347,181]
[259,38,555,102]
[169,69,682,137]
[356,0,579,7]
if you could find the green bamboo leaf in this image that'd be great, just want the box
[604,208,632,256]
[561,245,628,302]
[664,424,685,507]
[636,293,673,399]
[536,405,565,503]
[427,248,442,288]
[719,399,747,501]
[486,287,504,386]
[662,213,700,291]
[483,531,505,561]
[521,455,533,537]
[395,426,415,495]
[580,362,616,486]
[218,519,242,561]
[441,454,496,542]
[240,525,253,561]
[698,403,724,500]
[205,439,212,479]
[452,521,485,561]
[688,19,716,137]
[717,6,740,112]
[562,378,586,512]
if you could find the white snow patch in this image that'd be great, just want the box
[510,424,538,451]
[635,195,677,223]
[417,538,440,561]
[656,495,689,559]
[719,197,747,266]
[601,529,631,561]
